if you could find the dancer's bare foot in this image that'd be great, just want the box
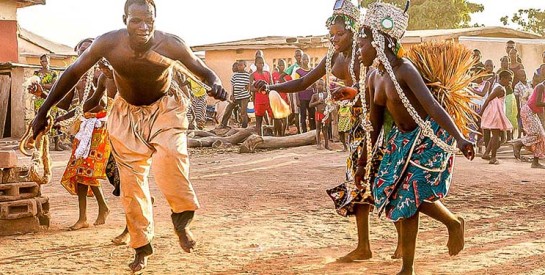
[481,154,491,160]
[129,246,153,273]
[176,228,196,253]
[513,141,523,160]
[112,232,129,246]
[325,145,332,151]
[317,144,323,150]
[68,220,89,231]
[397,267,415,275]
[94,209,109,226]
[489,158,499,165]
[531,163,545,169]
[336,247,372,263]
[391,245,402,259]
[447,217,465,256]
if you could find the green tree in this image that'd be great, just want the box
[360,0,484,30]
[501,9,545,37]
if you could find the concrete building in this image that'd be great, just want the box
[0,0,77,139]
[192,26,545,98]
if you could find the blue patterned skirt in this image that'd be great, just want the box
[373,118,455,222]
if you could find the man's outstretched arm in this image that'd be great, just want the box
[33,36,107,137]
[169,35,226,100]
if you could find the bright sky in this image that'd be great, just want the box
[17,0,543,49]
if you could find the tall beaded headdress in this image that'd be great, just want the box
[360,0,458,154]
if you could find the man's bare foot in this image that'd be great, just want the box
[336,248,372,263]
[176,228,197,253]
[317,144,323,150]
[112,232,129,246]
[397,267,415,275]
[481,154,491,160]
[68,220,89,231]
[391,245,402,259]
[489,158,499,165]
[129,245,153,273]
[94,209,109,226]
[531,163,545,169]
[447,217,465,256]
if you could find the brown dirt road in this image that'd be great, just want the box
[0,143,544,274]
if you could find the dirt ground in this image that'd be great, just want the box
[0,141,544,275]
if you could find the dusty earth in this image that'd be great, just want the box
[0,140,544,275]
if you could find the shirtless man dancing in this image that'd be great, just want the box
[32,0,227,272]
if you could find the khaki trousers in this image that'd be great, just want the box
[107,89,199,249]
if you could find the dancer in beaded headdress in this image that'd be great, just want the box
[256,0,399,262]
[341,1,476,273]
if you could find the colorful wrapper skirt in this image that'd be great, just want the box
[373,118,455,222]
[60,125,111,197]
[327,108,374,216]
[520,105,545,158]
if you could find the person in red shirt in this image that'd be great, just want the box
[272,59,292,136]
[250,56,273,136]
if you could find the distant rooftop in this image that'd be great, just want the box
[18,27,76,57]
[14,0,45,8]
[192,26,542,52]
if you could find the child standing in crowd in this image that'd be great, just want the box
[337,102,351,152]
[249,56,273,136]
[310,79,330,150]
[481,71,514,164]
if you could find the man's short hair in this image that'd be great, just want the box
[74,38,94,51]
[39,54,49,61]
[124,0,156,16]
[499,70,513,79]
[506,40,516,45]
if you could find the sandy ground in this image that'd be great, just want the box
[0,141,544,275]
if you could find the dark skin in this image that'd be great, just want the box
[257,20,380,263]
[309,80,330,150]
[32,3,226,273]
[352,29,474,275]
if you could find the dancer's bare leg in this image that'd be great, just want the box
[112,226,129,245]
[90,185,109,225]
[69,183,89,230]
[419,201,464,256]
[392,221,403,259]
[398,213,419,275]
[337,204,372,262]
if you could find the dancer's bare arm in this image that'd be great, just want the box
[256,57,327,93]
[401,64,474,159]
[33,34,110,137]
[167,35,226,100]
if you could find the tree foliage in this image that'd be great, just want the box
[501,9,545,37]
[360,0,484,30]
